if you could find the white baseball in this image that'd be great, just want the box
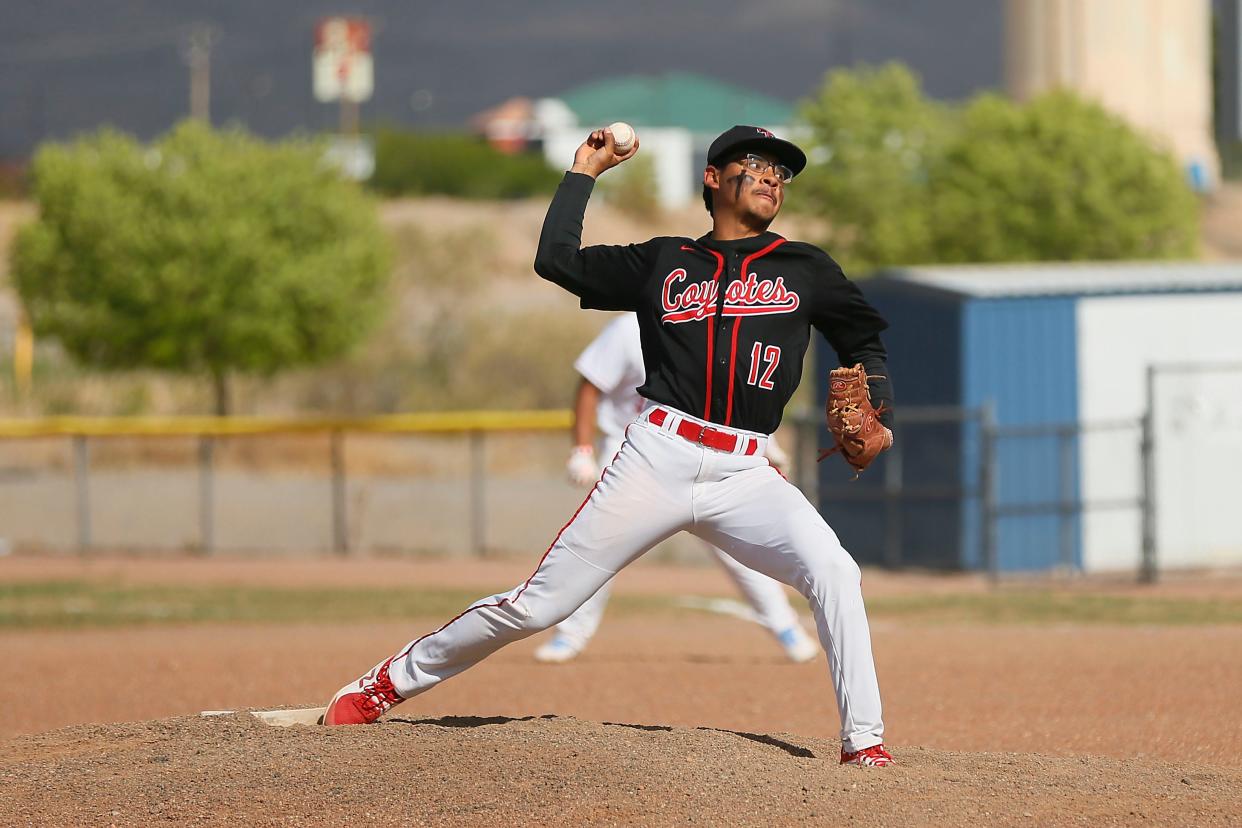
[608,121,635,153]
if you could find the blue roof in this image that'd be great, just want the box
[874,261,1242,299]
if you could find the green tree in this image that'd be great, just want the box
[792,64,1199,272]
[929,91,1199,262]
[12,122,391,414]
[369,129,561,199]
[791,63,952,274]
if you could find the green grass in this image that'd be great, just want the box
[0,580,676,630]
[867,591,1242,626]
[2,581,1240,630]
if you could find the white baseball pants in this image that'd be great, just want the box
[550,544,804,650]
[550,431,806,650]
[386,405,885,751]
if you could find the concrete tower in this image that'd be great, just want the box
[1005,0,1219,190]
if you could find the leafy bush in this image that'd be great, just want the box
[12,121,391,413]
[793,64,1199,272]
[369,129,562,199]
[793,64,952,274]
[929,91,1199,262]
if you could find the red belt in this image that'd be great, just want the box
[648,408,758,455]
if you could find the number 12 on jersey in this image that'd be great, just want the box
[747,342,781,390]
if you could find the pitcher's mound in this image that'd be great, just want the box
[3,712,1238,826]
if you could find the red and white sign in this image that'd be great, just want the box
[313,17,373,103]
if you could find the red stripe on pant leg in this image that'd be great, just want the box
[394,428,630,662]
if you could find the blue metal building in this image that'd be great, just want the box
[815,262,1242,573]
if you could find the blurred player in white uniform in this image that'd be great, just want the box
[534,312,819,664]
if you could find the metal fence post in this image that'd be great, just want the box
[331,430,348,555]
[791,412,806,493]
[805,413,820,506]
[198,434,215,555]
[1140,365,1158,584]
[979,401,999,583]
[469,430,486,557]
[788,409,817,502]
[1058,425,1076,572]
[73,434,91,554]
[883,436,903,568]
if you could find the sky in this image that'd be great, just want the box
[0,0,1004,158]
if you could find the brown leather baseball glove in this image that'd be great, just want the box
[818,363,893,476]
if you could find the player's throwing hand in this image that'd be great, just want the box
[571,127,639,179]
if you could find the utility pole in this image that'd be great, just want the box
[340,97,360,136]
[183,24,216,123]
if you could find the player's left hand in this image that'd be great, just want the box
[566,445,599,487]
[819,363,892,476]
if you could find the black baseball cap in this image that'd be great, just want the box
[706,125,807,178]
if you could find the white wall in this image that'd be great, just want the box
[1076,293,1242,571]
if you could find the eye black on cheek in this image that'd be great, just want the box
[730,173,753,200]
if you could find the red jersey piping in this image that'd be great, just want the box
[725,238,785,425]
[683,244,726,420]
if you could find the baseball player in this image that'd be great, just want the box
[535,311,819,664]
[324,124,897,767]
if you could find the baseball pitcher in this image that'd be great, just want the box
[324,124,897,767]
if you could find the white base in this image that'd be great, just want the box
[200,706,327,727]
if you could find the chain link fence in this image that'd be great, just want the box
[0,412,711,561]
[3,367,1241,578]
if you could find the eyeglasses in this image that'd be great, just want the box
[736,153,794,184]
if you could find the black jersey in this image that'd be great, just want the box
[535,172,893,434]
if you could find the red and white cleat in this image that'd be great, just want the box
[840,744,895,767]
[322,656,405,726]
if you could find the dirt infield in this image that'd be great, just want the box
[2,556,1242,825]
[4,714,1240,827]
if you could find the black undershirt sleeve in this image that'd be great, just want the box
[533,172,655,311]
[810,258,895,429]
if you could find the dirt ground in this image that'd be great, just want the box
[2,555,1242,826]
